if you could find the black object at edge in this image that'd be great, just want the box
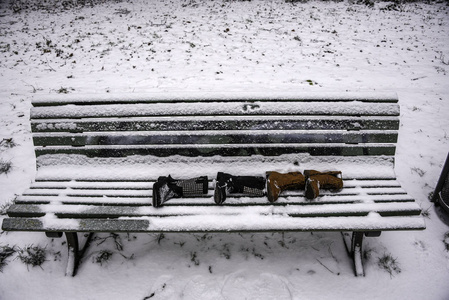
[432,151,449,217]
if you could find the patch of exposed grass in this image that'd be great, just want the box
[9,0,128,13]
[0,138,17,148]
[378,253,401,277]
[0,245,16,272]
[0,199,14,215]
[94,250,113,266]
[17,245,47,270]
[443,232,449,251]
[421,206,431,219]
[56,86,75,94]
[0,159,13,175]
[190,251,200,266]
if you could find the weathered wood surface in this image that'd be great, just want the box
[3,177,425,233]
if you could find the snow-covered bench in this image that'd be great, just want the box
[1,92,425,276]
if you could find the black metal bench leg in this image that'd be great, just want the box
[66,232,95,276]
[351,232,364,277]
[342,231,382,276]
[46,232,94,276]
[341,231,365,276]
[65,232,79,276]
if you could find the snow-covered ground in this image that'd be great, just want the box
[0,0,448,299]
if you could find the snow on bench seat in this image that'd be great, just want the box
[3,214,425,234]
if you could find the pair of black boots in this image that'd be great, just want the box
[152,173,265,208]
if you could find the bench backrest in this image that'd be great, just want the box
[30,92,400,160]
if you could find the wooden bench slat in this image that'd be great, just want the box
[22,189,150,197]
[7,202,423,219]
[33,130,399,147]
[30,102,400,119]
[33,154,397,180]
[146,214,426,232]
[31,116,400,133]
[2,214,425,233]
[30,181,153,189]
[15,195,151,205]
[31,92,399,106]
[2,218,150,232]
[34,143,397,157]
[14,193,414,206]
[22,187,407,197]
[29,179,402,190]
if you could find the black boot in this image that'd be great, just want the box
[176,176,209,197]
[153,175,208,208]
[214,172,265,205]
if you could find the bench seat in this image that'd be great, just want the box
[5,176,424,231]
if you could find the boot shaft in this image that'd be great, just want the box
[266,171,305,202]
[175,176,209,197]
[153,175,208,207]
[214,172,266,205]
[267,171,305,191]
[304,170,343,200]
[304,170,343,190]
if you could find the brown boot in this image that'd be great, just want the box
[266,171,305,202]
[304,170,343,200]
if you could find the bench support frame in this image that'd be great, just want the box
[46,232,94,276]
[341,231,381,276]
[47,230,382,277]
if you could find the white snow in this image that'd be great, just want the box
[30,101,400,118]
[31,90,399,104]
[146,213,425,232]
[1,0,449,299]
[33,153,398,180]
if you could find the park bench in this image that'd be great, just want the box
[1,92,426,277]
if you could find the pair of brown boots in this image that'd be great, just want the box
[266,170,343,202]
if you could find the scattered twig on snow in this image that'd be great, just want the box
[44,57,56,72]
[157,233,165,245]
[411,76,427,81]
[149,18,168,27]
[114,8,131,15]
[328,244,339,262]
[316,258,338,275]
[94,233,123,251]
[439,52,449,65]
[421,206,431,219]
[21,81,43,93]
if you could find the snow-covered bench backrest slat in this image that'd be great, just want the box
[29,92,400,159]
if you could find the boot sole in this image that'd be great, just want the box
[152,181,163,208]
[214,183,226,205]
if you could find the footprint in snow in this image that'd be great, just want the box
[181,275,225,300]
[221,270,292,300]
